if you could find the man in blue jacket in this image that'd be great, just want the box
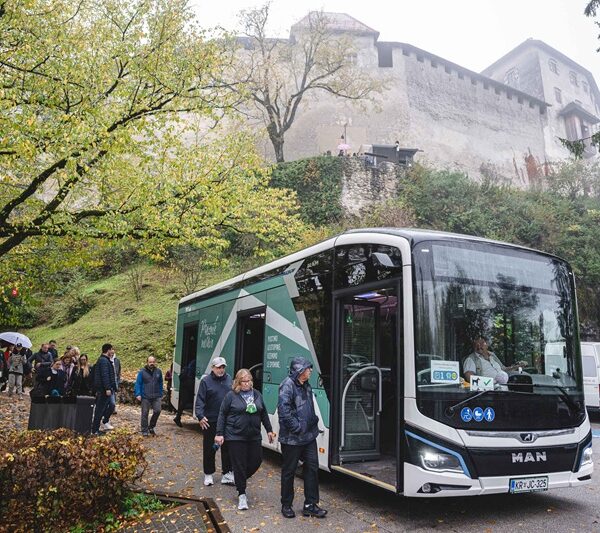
[135,356,164,436]
[91,343,117,435]
[194,356,234,486]
[278,356,327,519]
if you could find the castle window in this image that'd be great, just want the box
[554,87,562,104]
[504,67,519,88]
[345,53,358,65]
[569,71,578,87]
[582,80,589,94]
[548,59,559,74]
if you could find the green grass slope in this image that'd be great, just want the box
[23,264,241,378]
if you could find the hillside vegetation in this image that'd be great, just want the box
[23,264,244,376]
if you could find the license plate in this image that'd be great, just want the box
[509,476,548,493]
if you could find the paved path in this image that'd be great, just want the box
[121,503,208,533]
[3,395,600,532]
[114,406,600,533]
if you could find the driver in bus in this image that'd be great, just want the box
[463,337,525,385]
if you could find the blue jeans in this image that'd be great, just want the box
[102,393,116,423]
[92,392,113,433]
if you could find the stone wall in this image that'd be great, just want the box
[340,158,406,216]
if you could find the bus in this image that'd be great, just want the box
[172,228,593,497]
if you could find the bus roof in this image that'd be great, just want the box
[179,227,561,307]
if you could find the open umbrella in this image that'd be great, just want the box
[337,142,351,152]
[0,332,32,349]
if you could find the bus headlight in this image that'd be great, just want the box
[419,450,464,473]
[580,445,593,468]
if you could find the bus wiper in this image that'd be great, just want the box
[531,384,583,415]
[446,390,497,416]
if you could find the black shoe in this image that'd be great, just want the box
[174,417,182,427]
[302,504,327,518]
[149,428,156,436]
[281,506,296,518]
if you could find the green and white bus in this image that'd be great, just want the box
[172,228,593,497]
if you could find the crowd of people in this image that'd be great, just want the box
[2,340,327,518]
[193,355,327,519]
[0,340,121,434]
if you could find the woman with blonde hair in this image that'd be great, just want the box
[60,347,78,395]
[72,352,93,396]
[215,368,275,511]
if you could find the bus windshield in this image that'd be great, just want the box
[413,240,585,430]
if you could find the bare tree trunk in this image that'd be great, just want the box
[273,140,285,163]
[267,124,286,162]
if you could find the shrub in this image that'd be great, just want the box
[271,156,344,225]
[0,428,146,533]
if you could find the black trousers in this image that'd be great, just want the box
[227,440,263,495]
[281,440,319,507]
[202,422,232,475]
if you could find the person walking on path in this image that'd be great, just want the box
[7,348,25,397]
[174,358,195,427]
[91,343,117,435]
[215,368,275,511]
[101,349,121,426]
[278,357,327,519]
[135,356,164,437]
[194,356,234,487]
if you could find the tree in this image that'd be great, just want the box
[0,0,303,261]
[232,4,385,162]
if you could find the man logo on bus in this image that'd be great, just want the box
[511,451,547,463]
[519,432,537,443]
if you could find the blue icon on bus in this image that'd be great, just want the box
[460,407,473,422]
[473,407,484,422]
[483,407,495,422]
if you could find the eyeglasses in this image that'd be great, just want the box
[240,379,253,383]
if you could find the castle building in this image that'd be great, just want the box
[265,13,599,183]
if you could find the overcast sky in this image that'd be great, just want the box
[191,0,600,75]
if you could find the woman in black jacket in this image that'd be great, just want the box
[215,368,275,511]
[72,353,93,396]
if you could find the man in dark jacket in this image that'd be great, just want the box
[91,343,117,435]
[278,357,327,519]
[194,356,234,486]
[33,359,66,397]
[135,356,163,436]
[28,343,53,369]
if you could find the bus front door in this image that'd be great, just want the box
[332,286,399,492]
[339,296,381,462]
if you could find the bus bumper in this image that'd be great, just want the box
[403,462,593,497]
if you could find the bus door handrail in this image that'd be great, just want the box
[340,365,382,450]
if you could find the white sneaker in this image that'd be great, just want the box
[204,474,214,486]
[238,494,248,510]
[221,471,235,485]
[103,421,114,430]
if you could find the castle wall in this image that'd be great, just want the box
[281,42,547,185]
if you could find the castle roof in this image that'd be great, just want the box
[291,12,379,39]
[481,39,600,103]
